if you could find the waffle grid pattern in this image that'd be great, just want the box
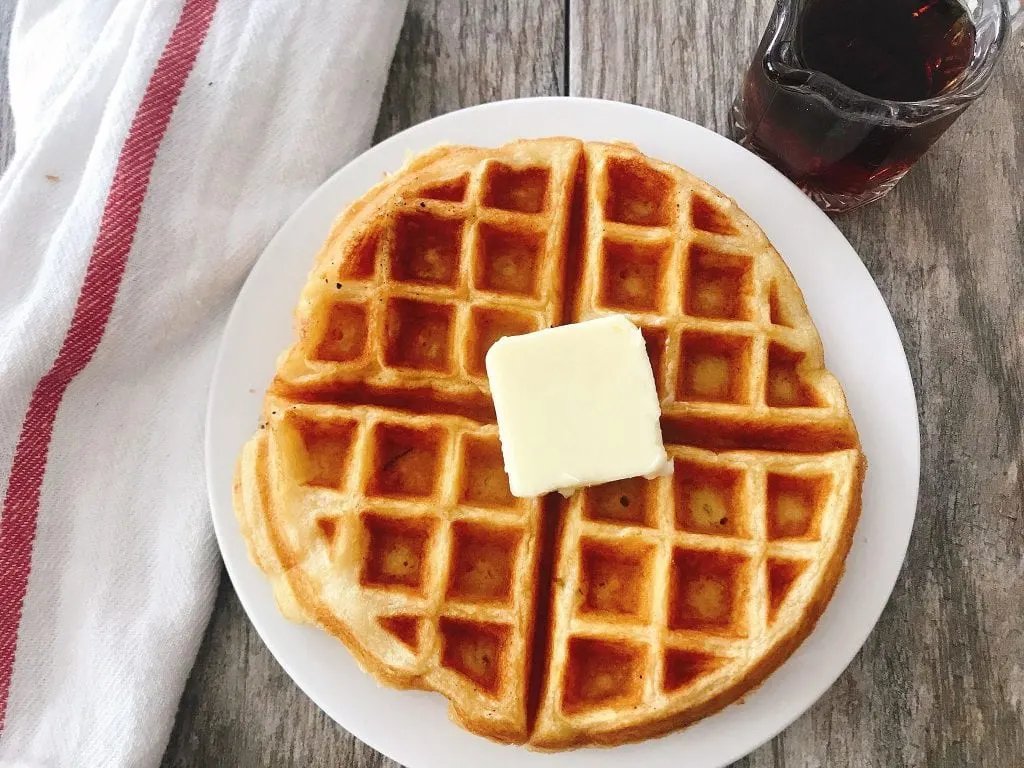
[236,138,863,748]
[256,400,542,737]
[533,444,860,743]
[575,144,852,442]
[276,141,582,401]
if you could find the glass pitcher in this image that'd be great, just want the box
[730,0,1020,212]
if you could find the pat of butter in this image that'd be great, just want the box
[485,314,672,498]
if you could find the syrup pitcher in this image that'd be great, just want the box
[730,0,1021,212]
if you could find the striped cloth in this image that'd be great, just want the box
[0,1,406,764]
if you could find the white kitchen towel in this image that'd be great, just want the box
[0,0,407,764]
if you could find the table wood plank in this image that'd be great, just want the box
[571,2,1024,767]
[160,1,565,765]
[0,0,15,173]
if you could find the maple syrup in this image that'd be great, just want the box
[732,0,980,210]
[796,0,976,102]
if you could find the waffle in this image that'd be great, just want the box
[234,138,864,748]
[236,401,542,741]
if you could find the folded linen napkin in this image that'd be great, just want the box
[0,1,406,764]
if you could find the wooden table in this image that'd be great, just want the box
[1,2,1021,766]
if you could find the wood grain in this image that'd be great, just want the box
[374,0,565,141]
[572,2,1024,767]
[0,0,15,173]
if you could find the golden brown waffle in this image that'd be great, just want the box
[236,400,542,741]
[273,139,583,418]
[234,138,864,748]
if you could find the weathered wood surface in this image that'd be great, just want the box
[0,0,15,170]
[1,0,1020,765]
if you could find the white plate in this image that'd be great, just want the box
[206,97,920,768]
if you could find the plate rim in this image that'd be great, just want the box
[206,95,921,768]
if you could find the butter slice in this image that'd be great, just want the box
[485,314,672,498]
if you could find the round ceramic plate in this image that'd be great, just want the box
[206,97,920,768]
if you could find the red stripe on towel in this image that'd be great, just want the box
[0,0,219,732]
